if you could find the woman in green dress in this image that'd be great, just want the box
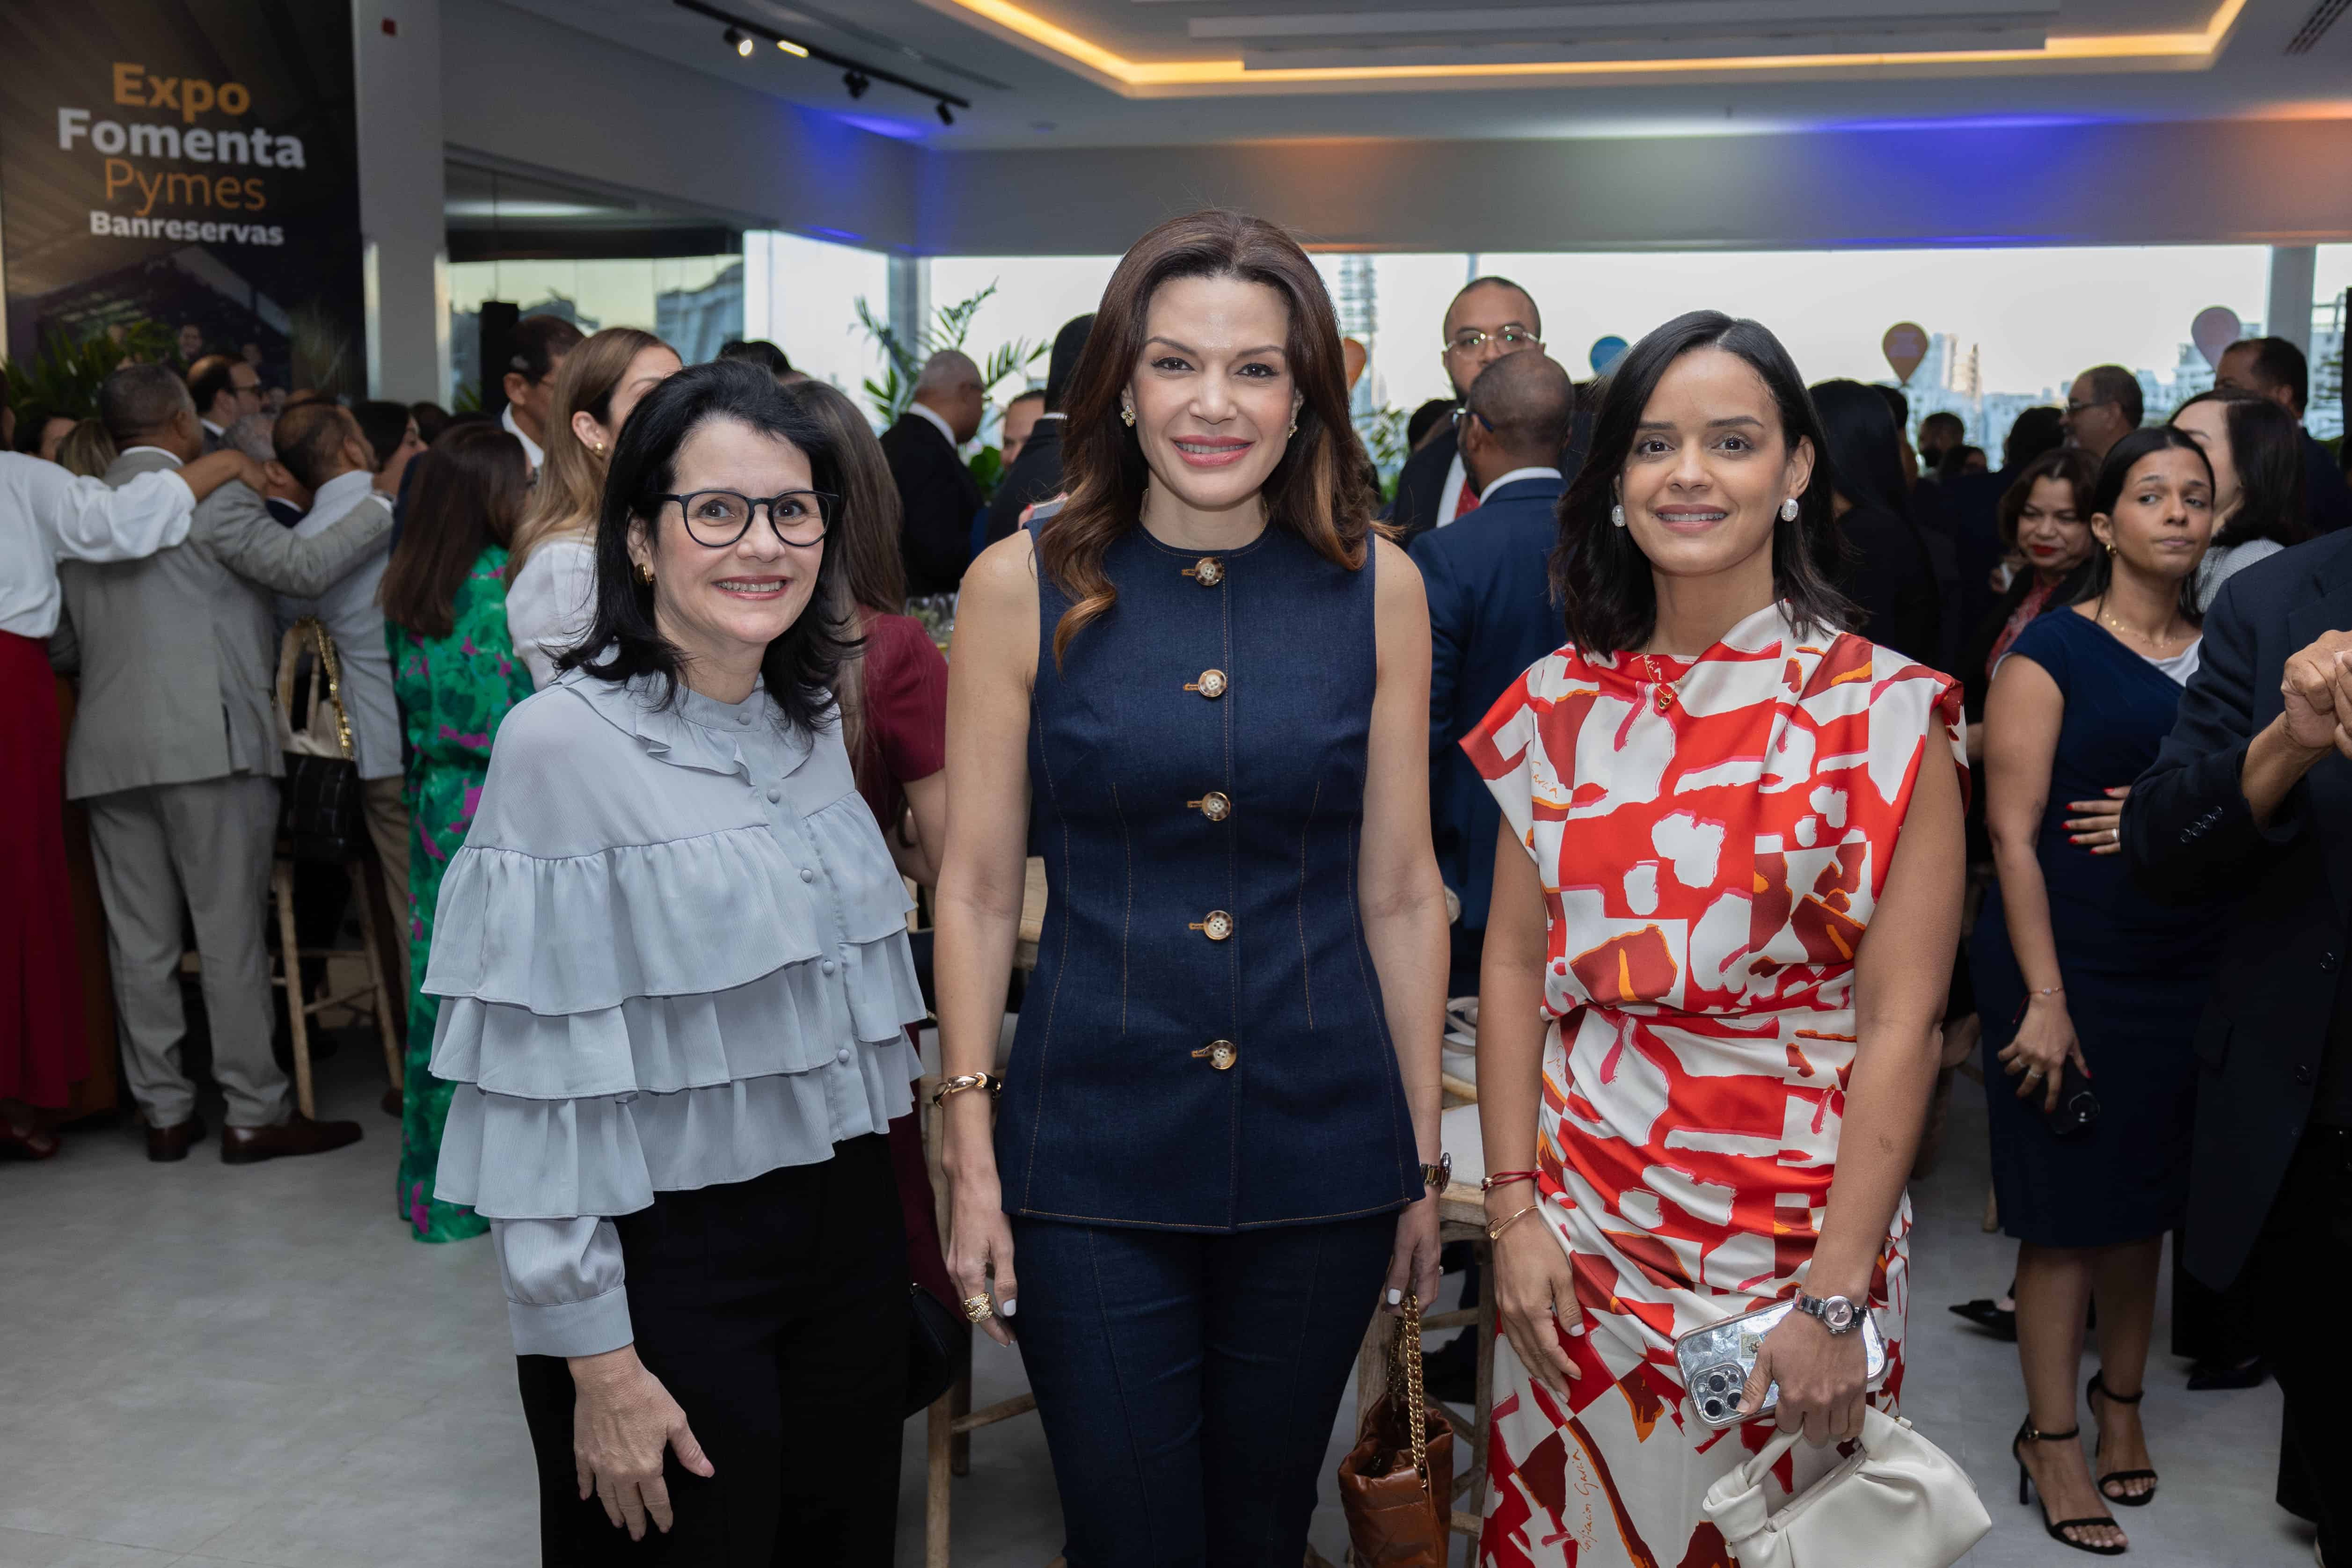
[380,423,536,1242]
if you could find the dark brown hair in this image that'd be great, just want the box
[1555,310,1853,656]
[1996,447,2099,549]
[2172,387,2310,552]
[378,424,530,639]
[786,380,906,616]
[1040,208,1380,663]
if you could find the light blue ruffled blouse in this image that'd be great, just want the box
[426,667,927,1357]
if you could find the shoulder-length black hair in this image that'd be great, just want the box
[2071,424,2214,624]
[2171,387,2310,553]
[1809,378,1910,516]
[563,359,857,736]
[1554,310,1854,656]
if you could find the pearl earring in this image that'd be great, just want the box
[1610,503,1626,528]
[1779,497,1800,522]
[1119,400,1136,428]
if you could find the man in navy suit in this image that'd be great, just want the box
[2126,531,2352,1560]
[1410,350,1575,995]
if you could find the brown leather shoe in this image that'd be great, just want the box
[146,1114,207,1162]
[220,1114,362,1164]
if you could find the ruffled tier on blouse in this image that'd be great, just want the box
[424,722,928,1219]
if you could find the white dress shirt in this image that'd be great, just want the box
[0,451,194,640]
[501,404,545,475]
[906,399,960,451]
[1433,449,1471,529]
[505,533,599,690]
[275,468,399,779]
[1478,465,1565,503]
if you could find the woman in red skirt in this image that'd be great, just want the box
[0,420,256,1156]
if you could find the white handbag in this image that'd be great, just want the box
[1701,1406,1990,1568]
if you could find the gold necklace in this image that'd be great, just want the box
[2096,598,2182,650]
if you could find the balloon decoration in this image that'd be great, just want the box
[1589,335,1629,376]
[1881,323,1929,387]
[2190,306,2243,370]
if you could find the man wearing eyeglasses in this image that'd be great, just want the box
[1388,277,1545,541]
[2061,364,2143,462]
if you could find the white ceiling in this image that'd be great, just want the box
[503,0,2352,151]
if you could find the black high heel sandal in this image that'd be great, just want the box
[2088,1372,2158,1506]
[2015,1418,2125,1555]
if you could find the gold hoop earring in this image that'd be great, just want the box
[2105,542,2117,556]
[1119,401,1136,428]
[635,561,655,584]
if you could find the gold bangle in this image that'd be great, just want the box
[930,1072,1003,1107]
[1486,1201,1542,1242]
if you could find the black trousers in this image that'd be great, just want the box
[2250,1125,2352,1557]
[516,1135,907,1566]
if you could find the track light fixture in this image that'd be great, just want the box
[675,2,970,117]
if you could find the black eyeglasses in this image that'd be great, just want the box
[658,489,839,548]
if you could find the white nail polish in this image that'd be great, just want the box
[1387,1288,1403,1306]
[1000,1298,1017,1318]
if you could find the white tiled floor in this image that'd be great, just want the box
[0,1040,2316,1567]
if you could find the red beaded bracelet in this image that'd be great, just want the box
[1481,1170,1540,1192]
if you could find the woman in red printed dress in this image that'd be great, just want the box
[1467,312,1966,1567]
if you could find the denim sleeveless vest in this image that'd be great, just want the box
[995,517,1424,1232]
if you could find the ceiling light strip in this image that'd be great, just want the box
[937,0,2248,88]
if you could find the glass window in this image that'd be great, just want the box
[743,231,893,412]
[446,254,743,407]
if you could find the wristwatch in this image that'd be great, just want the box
[1793,1291,1861,1335]
[1419,1153,1453,1190]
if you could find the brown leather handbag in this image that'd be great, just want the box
[1336,1291,1458,1567]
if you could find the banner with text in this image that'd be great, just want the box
[0,0,363,396]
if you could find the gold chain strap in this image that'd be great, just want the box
[1388,1290,1430,1489]
[296,616,354,759]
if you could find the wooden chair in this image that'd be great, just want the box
[268,850,404,1118]
[267,620,403,1118]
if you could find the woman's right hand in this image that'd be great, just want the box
[1996,993,2087,1114]
[948,1173,1020,1347]
[566,1346,713,1539]
[1490,1196,1579,1395]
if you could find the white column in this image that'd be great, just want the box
[2266,245,2318,356]
[888,255,932,347]
[353,0,449,402]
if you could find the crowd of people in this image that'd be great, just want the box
[3,208,2352,1568]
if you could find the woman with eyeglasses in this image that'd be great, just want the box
[425,361,927,1564]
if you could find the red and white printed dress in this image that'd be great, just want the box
[1463,602,1965,1568]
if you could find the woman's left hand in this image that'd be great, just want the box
[2062,786,2130,855]
[1382,1192,1443,1315]
[1738,1308,1869,1445]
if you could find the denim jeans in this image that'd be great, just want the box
[1010,1211,1395,1568]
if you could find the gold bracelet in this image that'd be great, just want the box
[1486,1201,1542,1242]
[929,1072,1003,1107]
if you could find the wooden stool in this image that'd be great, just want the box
[269,848,402,1118]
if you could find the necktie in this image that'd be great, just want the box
[1454,478,1482,521]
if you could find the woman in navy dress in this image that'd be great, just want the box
[934,210,1448,1566]
[1976,426,2221,1555]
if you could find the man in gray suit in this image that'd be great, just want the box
[51,365,387,1163]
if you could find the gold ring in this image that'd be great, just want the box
[962,1293,995,1324]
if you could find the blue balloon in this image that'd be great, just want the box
[1589,336,1629,375]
